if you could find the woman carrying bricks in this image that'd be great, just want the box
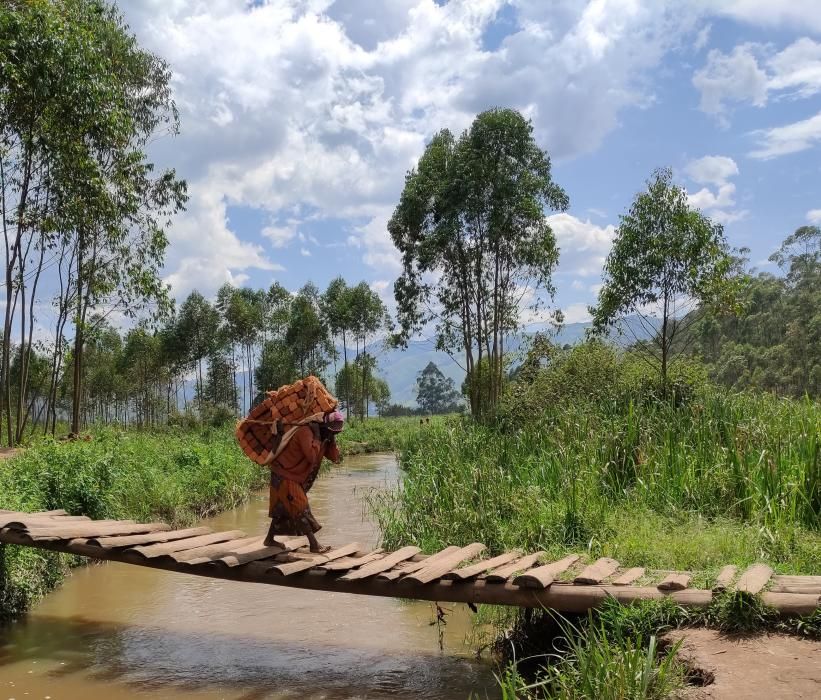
[262,411,344,553]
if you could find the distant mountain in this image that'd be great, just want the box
[181,316,655,413]
[371,316,656,406]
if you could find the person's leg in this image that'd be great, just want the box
[263,519,280,547]
[305,530,330,554]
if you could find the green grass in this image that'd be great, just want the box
[491,613,685,700]
[373,392,820,573]
[374,390,819,698]
[338,415,435,455]
[0,427,266,622]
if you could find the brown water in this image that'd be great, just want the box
[0,453,500,699]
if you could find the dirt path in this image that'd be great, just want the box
[667,628,821,699]
[0,447,20,460]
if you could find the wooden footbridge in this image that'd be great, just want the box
[1,509,818,616]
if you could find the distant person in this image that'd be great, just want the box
[263,411,344,553]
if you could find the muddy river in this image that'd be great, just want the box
[0,453,500,699]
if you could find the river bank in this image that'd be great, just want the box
[0,419,421,623]
[0,452,498,698]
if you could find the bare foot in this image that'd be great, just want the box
[310,544,331,554]
[263,538,277,547]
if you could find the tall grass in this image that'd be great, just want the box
[0,427,267,622]
[373,391,820,572]
[492,611,685,700]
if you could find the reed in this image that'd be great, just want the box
[373,390,820,574]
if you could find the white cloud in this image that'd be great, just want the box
[692,44,767,122]
[562,302,593,325]
[300,247,312,257]
[684,155,747,223]
[749,110,821,159]
[693,23,711,52]
[693,38,821,125]
[766,38,821,98]
[547,213,616,278]
[346,207,402,272]
[684,155,739,186]
[160,183,283,298]
[807,209,821,224]
[262,224,298,248]
[117,0,712,291]
[711,1,821,34]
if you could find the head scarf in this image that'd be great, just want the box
[324,410,345,433]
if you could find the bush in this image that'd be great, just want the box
[498,341,713,428]
[0,428,267,622]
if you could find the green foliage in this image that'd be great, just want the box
[286,283,334,379]
[701,591,776,634]
[0,428,267,621]
[499,340,711,429]
[335,354,391,419]
[591,168,735,387]
[390,108,568,420]
[374,391,820,568]
[688,226,820,397]
[496,614,684,700]
[0,0,187,442]
[415,361,463,414]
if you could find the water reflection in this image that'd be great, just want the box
[0,453,500,699]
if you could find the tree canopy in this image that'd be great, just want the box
[389,108,568,420]
[590,168,735,387]
[415,362,462,415]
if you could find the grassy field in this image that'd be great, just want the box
[372,388,819,697]
[374,392,819,574]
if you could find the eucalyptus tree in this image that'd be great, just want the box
[347,282,389,418]
[590,168,735,389]
[389,108,568,419]
[176,291,220,413]
[0,0,186,438]
[216,284,265,412]
[286,283,332,380]
[320,277,352,409]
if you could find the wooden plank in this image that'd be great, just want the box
[442,551,522,581]
[485,551,545,584]
[88,527,213,549]
[0,512,93,528]
[574,557,619,585]
[376,547,460,581]
[174,536,262,564]
[612,567,645,586]
[318,550,385,572]
[268,542,364,576]
[657,573,691,591]
[713,565,737,591]
[770,584,821,594]
[340,546,421,581]
[215,545,286,568]
[24,521,170,540]
[402,543,487,585]
[736,564,773,595]
[128,530,246,559]
[513,555,580,589]
[214,538,308,568]
[772,575,821,586]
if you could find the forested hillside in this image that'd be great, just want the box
[686,226,820,397]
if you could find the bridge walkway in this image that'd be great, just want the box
[1,509,818,615]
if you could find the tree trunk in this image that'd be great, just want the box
[71,240,84,436]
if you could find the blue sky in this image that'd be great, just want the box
[119,0,821,325]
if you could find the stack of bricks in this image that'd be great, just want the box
[235,376,338,465]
